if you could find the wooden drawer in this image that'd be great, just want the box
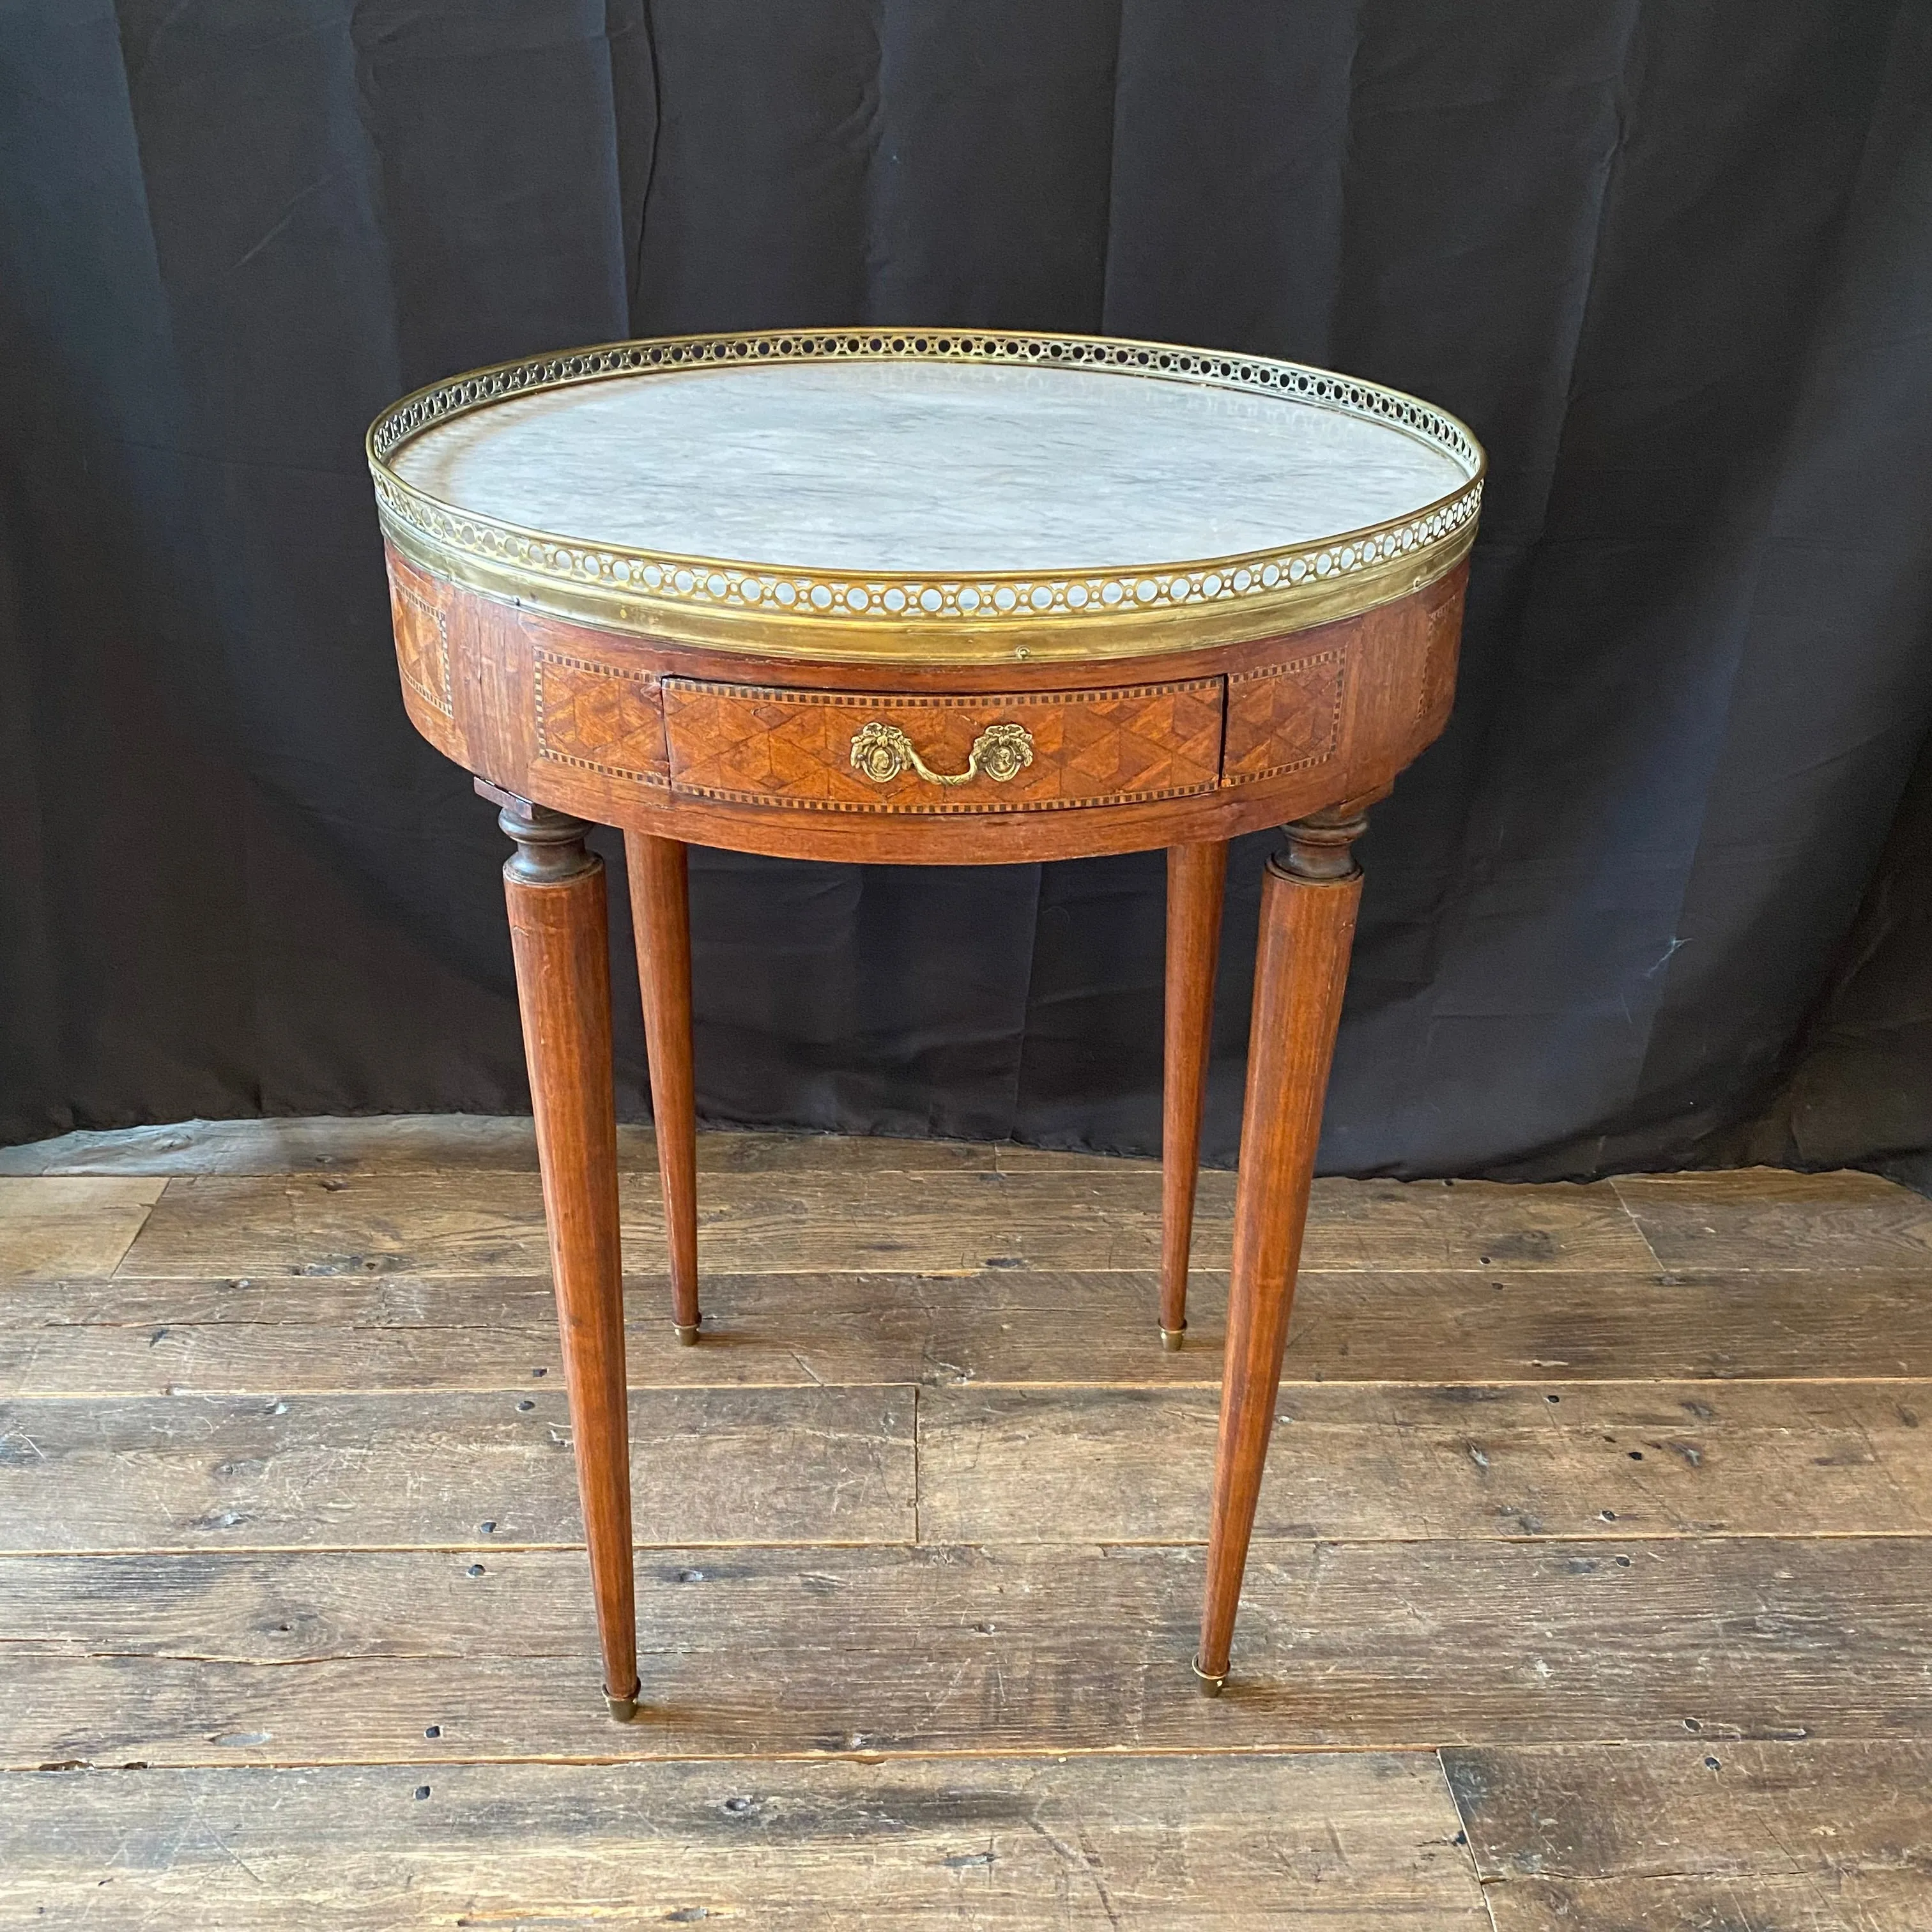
[661,676,1225,815]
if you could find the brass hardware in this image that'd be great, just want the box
[673,1322,701,1347]
[604,1682,640,1722]
[1160,1324,1186,1352]
[850,719,1035,788]
[381,514,1475,666]
[369,328,1485,666]
[1191,1653,1228,1697]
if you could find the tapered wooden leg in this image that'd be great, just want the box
[495,793,638,1721]
[1196,808,1367,1694]
[1160,841,1229,1349]
[624,832,700,1343]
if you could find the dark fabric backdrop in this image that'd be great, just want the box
[2,0,1928,1179]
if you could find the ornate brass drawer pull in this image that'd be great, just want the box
[850,719,1035,787]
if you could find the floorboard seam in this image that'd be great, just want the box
[15,1375,1932,1397]
[6,1529,1930,1558]
[1606,1175,1670,1275]
[1433,1746,1500,1929]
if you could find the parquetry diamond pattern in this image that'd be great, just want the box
[535,653,668,783]
[1223,651,1344,784]
[663,678,1223,814]
[390,580,450,717]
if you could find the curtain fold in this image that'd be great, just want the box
[1,0,1927,1182]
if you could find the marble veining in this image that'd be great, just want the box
[393,361,1470,574]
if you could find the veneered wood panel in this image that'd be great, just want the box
[662,676,1224,813]
[381,547,468,769]
[533,648,668,785]
[1415,565,1468,737]
[0,1752,1487,1931]
[387,572,451,717]
[1222,646,1346,783]
[402,548,1466,856]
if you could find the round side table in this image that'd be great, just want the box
[367,328,1484,1718]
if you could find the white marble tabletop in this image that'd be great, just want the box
[394,360,1469,575]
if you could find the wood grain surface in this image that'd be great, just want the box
[498,808,639,1706]
[661,675,1227,813]
[1615,1166,1932,1271]
[1,1119,1926,1927]
[388,550,1472,864]
[1198,826,1364,1680]
[0,1752,1487,1930]
[0,1386,915,1551]
[0,1115,1124,1177]
[1160,839,1228,1340]
[10,1266,1932,1395]
[626,831,702,1336]
[919,1379,1932,1543]
[0,1176,165,1277]
[1445,1740,1932,1931]
[4,1537,1928,1765]
[111,1167,1657,1278]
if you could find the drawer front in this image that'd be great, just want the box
[662,677,1225,815]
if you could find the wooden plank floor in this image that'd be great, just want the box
[1,1119,1929,1928]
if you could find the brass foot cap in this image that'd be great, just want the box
[673,1322,702,1347]
[604,1684,640,1722]
[1159,1324,1186,1353]
[1191,1653,1228,1698]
